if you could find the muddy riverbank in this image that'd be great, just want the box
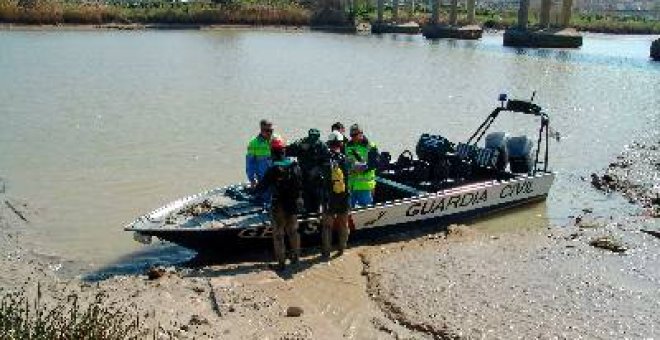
[1,134,658,338]
[364,132,659,338]
[3,210,657,338]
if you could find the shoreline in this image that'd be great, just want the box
[1,22,659,35]
[0,23,310,32]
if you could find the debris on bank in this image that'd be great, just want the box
[5,200,28,222]
[285,306,304,317]
[589,235,627,253]
[641,229,660,239]
[589,139,660,216]
[146,266,176,280]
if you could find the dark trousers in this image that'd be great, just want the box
[271,206,300,265]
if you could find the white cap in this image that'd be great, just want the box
[327,130,344,143]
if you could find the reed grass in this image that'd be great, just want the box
[0,283,142,340]
[0,0,310,25]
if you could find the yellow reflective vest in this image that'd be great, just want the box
[345,140,377,191]
[247,135,272,158]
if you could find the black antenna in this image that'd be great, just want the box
[530,91,536,102]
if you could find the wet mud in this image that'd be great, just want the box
[366,222,659,339]
[364,132,659,338]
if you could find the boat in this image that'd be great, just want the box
[125,95,555,254]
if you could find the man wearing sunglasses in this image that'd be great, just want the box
[345,124,379,208]
[246,120,277,195]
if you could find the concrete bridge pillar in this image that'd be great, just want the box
[431,0,440,24]
[377,0,384,22]
[393,0,399,22]
[449,0,458,25]
[540,0,551,27]
[466,0,476,24]
[517,0,530,30]
[560,0,573,27]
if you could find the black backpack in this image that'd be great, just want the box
[273,160,302,200]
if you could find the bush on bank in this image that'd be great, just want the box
[0,284,142,339]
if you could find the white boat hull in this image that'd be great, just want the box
[125,172,554,253]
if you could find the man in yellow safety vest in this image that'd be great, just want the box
[345,124,379,207]
[246,119,277,204]
[246,119,276,185]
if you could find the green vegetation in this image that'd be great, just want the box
[0,0,658,34]
[570,13,660,34]
[0,284,142,340]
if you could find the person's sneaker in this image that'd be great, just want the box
[321,252,330,260]
[337,249,344,256]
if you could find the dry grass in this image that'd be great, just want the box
[0,0,311,26]
[0,283,142,339]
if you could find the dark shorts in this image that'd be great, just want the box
[324,193,350,214]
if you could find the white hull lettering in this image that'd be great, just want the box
[406,189,488,217]
[499,181,533,199]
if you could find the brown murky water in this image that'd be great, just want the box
[0,30,658,274]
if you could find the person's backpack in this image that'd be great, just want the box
[273,160,302,199]
[330,159,345,194]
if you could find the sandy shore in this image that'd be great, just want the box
[1,135,658,339]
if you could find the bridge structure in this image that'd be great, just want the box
[320,0,660,52]
[502,0,584,47]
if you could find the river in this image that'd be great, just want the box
[0,29,658,276]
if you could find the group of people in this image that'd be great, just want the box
[246,119,379,271]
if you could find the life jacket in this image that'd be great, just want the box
[345,139,377,191]
[330,158,346,194]
[247,134,275,158]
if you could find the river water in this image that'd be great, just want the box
[0,29,658,276]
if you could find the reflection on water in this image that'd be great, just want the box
[0,30,658,275]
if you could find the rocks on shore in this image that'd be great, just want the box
[146,266,176,280]
[285,306,304,317]
[589,235,627,253]
[589,139,660,213]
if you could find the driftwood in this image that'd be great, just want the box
[5,200,28,222]
[641,229,660,239]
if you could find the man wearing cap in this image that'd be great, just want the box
[321,130,351,258]
[252,137,304,271]
[345,124,379,207]
[287,128,331,215]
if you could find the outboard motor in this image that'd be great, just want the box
[416,134,454,162]
[416,134,454,183]
[484,132,509,171]
[507,136,534,173]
